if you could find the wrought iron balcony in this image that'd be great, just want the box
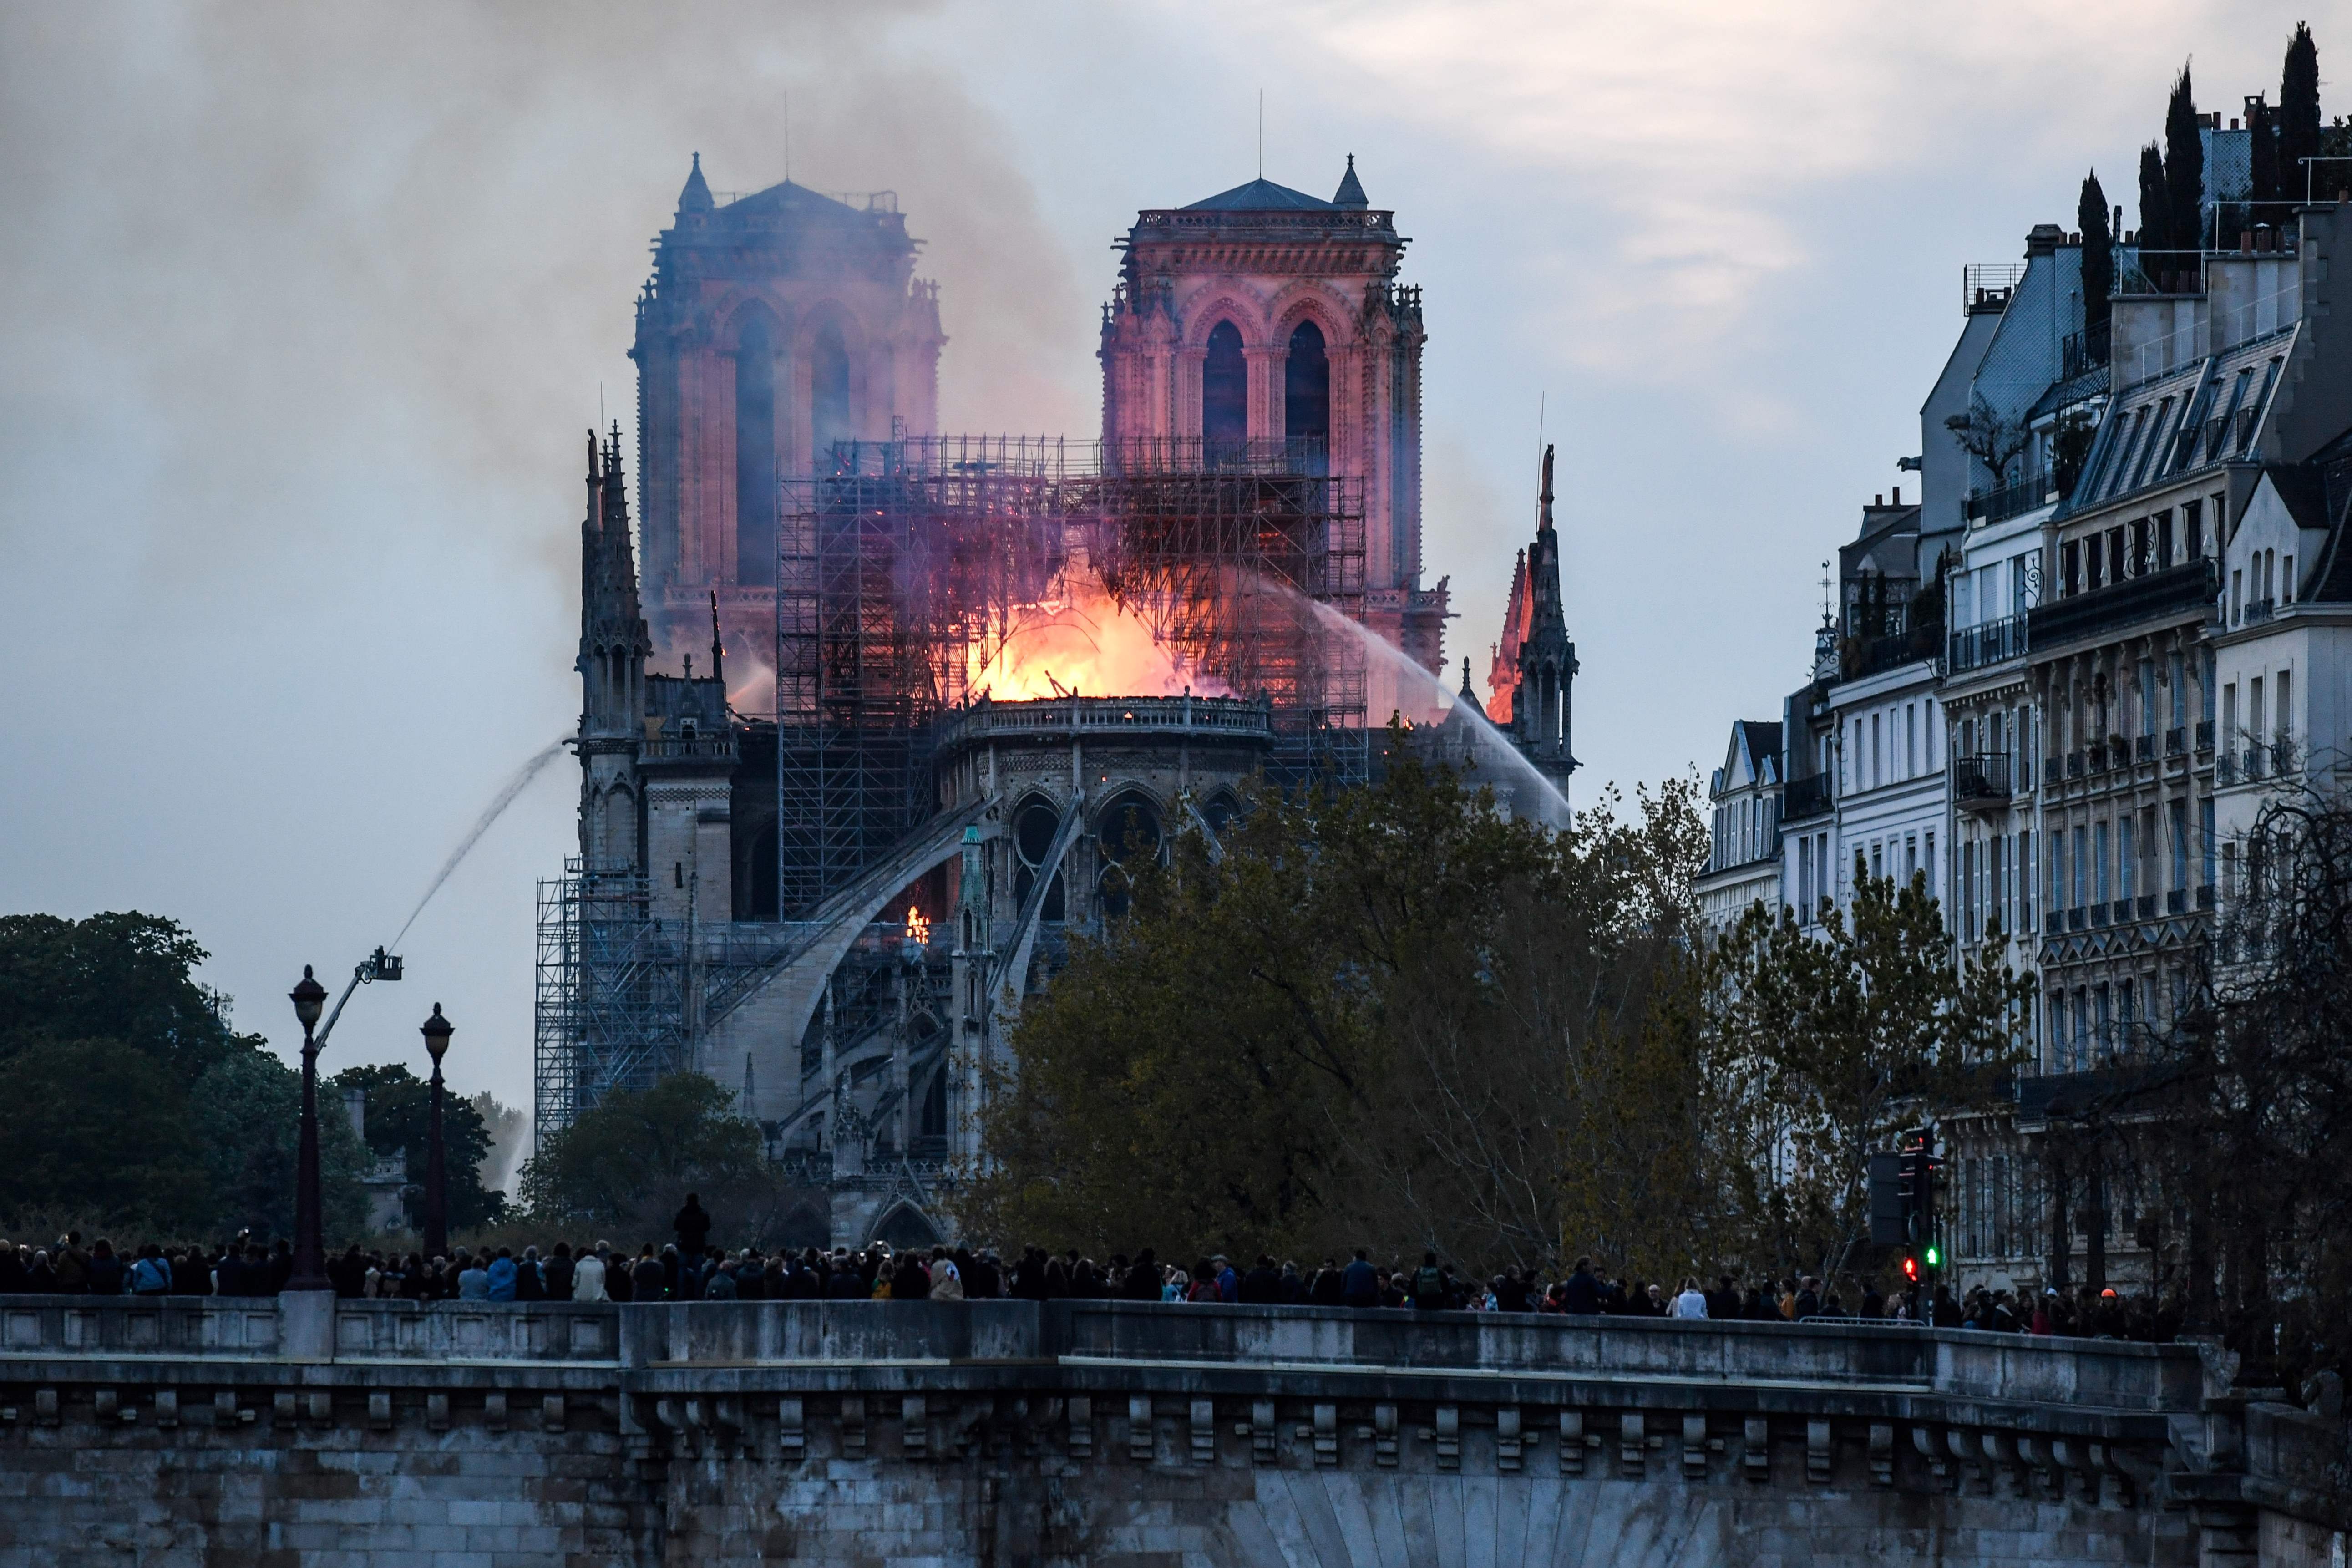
[1948,614,2027,674]
[1967,476,2058,524]
[2164,726,2186,757]
[2167,888,2186,915]
[2028,559,2219,651]
[1782,774,1833,822]
[1952,753,2012,811]
[2198,884,2217,910]
[2135,734,2156,762]
[2195,720,2215,751]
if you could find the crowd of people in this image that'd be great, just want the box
[0,1200,2177,1344]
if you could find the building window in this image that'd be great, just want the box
[2095,821,2110,910]
[2063,539,2082,596]
[1283,319,1330,468]
[2202,798,2216,888]
[734,315,779,587]
[1202,320,1247,455]
[2156,510,2174,566]
[2072,824,2088,913]
[2185,498,2204,557]
[2119,816,2135,904]
[2086,538,2104,592]
[2170,799,2189,892]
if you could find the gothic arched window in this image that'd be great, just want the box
[1202,320,1247,461]
[734,316,778,587]
[1284,319,1329,472]
[811,322,852,467]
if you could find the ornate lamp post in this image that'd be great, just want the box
[286,966,331,1292]
[419,1004,453,1258]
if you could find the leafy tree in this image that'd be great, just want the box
[2129,786,2352,1389]
[0,912,247,1081]
[2163,63,2204,254]
[2136,142,2173,264]
[1706,859,2032,1284]
[0,1037,214,1232]
[956,744,1716,1276]
[328,1062,503,1231]
[188,1047,372,1243]
[519,1072,811,1248]
[2077,171,2113,337]
[2280,24,2321,206]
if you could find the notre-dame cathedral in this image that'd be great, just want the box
[547,154,1573,1248]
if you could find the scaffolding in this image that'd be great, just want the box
[773,437,1367,918]
[532,862,689,1143]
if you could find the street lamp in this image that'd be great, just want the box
[419,1003,453,1258]
[287,966,331,1292]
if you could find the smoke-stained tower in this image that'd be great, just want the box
[631,155,945,672]
[1100,157,1447,677]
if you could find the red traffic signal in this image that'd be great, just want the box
[1901,1254,1921,1282]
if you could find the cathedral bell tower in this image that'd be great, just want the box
[630,154,945,680]
[1100,157,1447,679]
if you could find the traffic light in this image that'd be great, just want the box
[1872,1128,1943,1282]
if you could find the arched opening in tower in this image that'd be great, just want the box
[734,316,778,588]
[1284,319,1329,472]
[1202,319,1246,461]
[811,323,852,464]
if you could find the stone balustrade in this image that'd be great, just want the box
[0,1295,2336,1566]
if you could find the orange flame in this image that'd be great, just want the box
[966,565,1226,701]
[905,905,930,945]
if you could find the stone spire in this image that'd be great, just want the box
[677,151,715,217]
[578,423,653,874]
[1500,444,1577,794]
[1332,154,1369,209]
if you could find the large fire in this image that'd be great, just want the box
[965,566,1226,701]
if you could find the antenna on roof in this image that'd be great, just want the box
[1536,391,1546,479]
[1257,90,1263,178]
[785,90,792,183]
[1819,560,1834,625]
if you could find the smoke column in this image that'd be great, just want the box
[387,737,568,952]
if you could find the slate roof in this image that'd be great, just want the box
[1182,178,1336,212]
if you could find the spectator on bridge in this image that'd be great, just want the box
[1341,1249,1379,1310]
[1492,1268,1533,1313]
[1120,1248,1161,1301]
[1672,1277,1708,1319]
[453,1251,489,1301]
[513,1247,547,1301]
[542,1243,576,1301]
[930,1249,964,1301]
[1407,1252,1446,1311]
[673,1193,712,1258]
[1559,1257,1603,1315]
[1212,1256,1237,1303]
[53,1235,89,1293]
[129,1244,171,1297]
[485,1248,520,1302]
[627,1245,664,1300]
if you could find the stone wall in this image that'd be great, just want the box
[0,1295,2338,1567]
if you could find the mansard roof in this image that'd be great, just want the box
[1183,178,1336,212]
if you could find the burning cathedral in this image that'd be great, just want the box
[538,155,1576,1247]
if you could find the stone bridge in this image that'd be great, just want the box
[0,1295,2342,1566]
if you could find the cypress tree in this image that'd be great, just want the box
[2164,63,2205,254]
[2078,171,2114,337]
[2138,142,2173,279]
[2281,23,2321,204]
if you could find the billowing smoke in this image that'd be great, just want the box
[0,3,1097,1117]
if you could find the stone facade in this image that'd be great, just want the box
[1,1294,2340,1566]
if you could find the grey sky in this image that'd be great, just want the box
[0,0,2322,1123]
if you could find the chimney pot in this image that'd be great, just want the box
[2230,117,2240,131]
[1875,494,1885,507]
[1893,486,1902,505]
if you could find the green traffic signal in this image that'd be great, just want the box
[1923,1243,1942,1269]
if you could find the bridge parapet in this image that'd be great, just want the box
[0,1294,2332,1567]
